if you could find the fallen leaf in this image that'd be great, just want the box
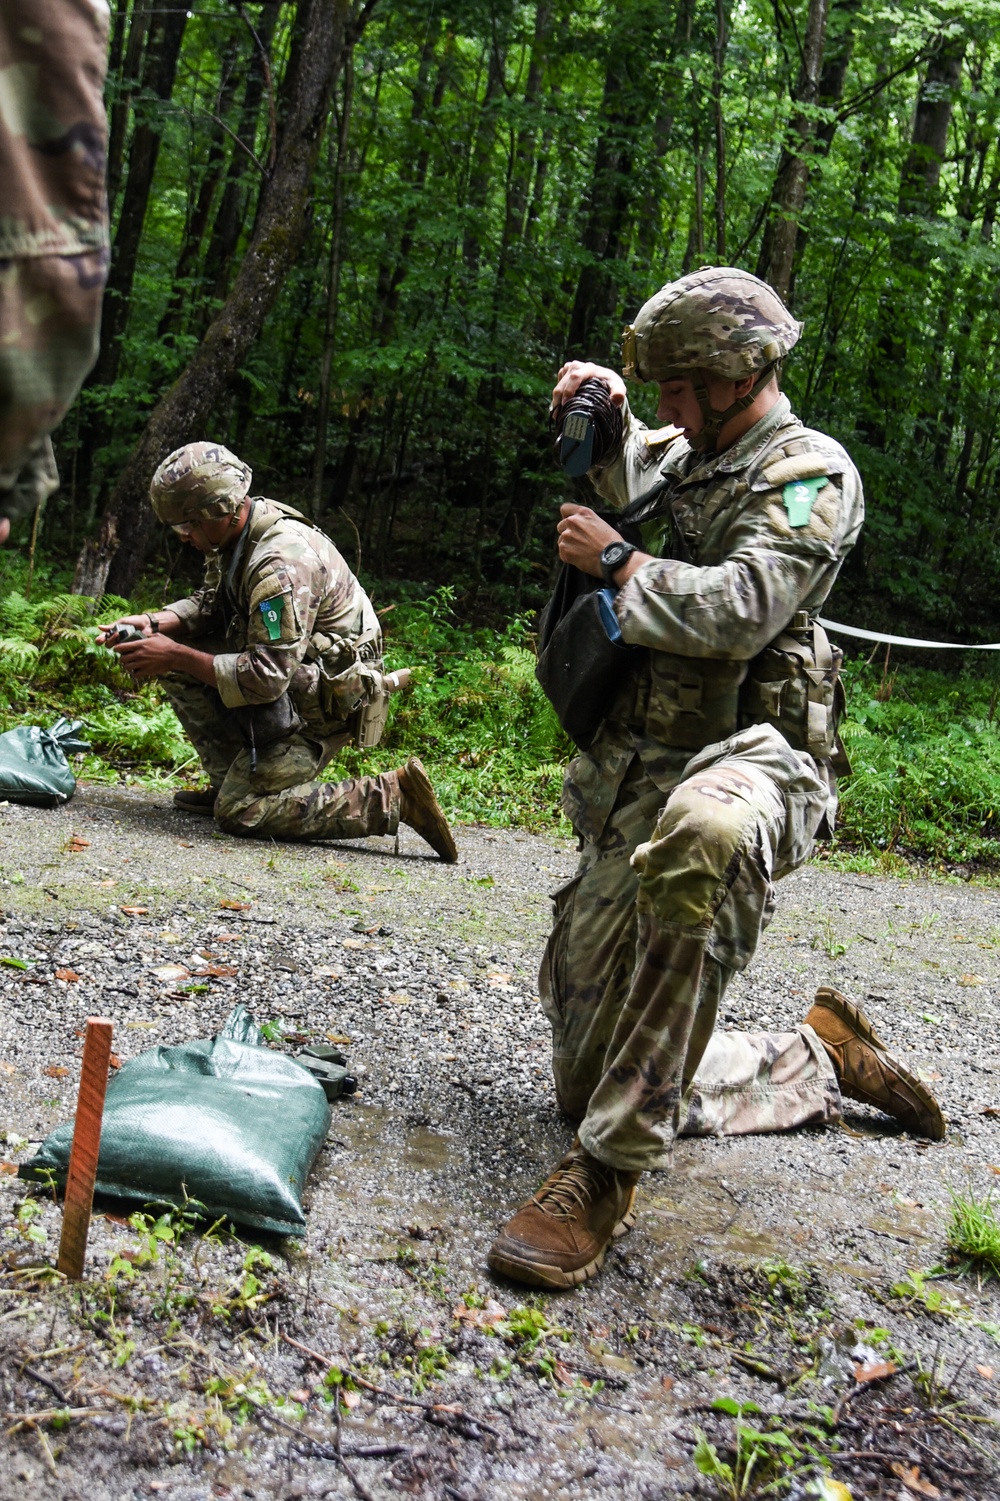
[661,1375,675,1392]
[103,1214,131,1227]
[55,968,80,983]
[430,1403,463,1416]
[119,905,148,916]
[109,1054,122,1069]
[388,991,411,1005]
[341,937,367,949]
[66,835,90,851]
[176,841,194,848]
[0,1162,18,1176]
[44,1065,69,1078]
[854,1359,898,1385]
[96,879,117,888]
[916,1068,942,1083]
[341,1390,361,1410]
[153,964,190,983]
[889,1462,940,1498]
[193,964,238,978]
[0,957,30,970]
[326,1034,351,1045]
[958,974,984,987]
[0,1061,14,1076]
[453,1299,506,1329]
[990,1164,1000,1175]
[289,1388,311,1403]
[313,966,342,979]
[982,1107,1000,1119]
[219,899,251,911]
[977,1364,994,1379]
[215,933,244,942]
[551,1358,576,1387]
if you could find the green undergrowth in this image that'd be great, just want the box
[4,556,1000,856]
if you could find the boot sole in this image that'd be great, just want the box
[487,1187,637,1290]
[811,987,946,1140]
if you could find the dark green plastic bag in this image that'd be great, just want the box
[0,717,89,806]
[21,1007,331,1236]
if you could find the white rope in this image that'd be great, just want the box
[818,618,1000,652]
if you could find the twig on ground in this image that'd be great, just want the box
[19,1362,70,1405]
[280,1331,504,1435]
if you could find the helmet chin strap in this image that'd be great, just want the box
[688,364,777,453]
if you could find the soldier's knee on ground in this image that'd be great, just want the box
[632,769,760,927]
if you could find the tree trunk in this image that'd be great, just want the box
[311,49,355,514]
[89,2,189,394]
[755,0,829,301]
[200,0,282,315]
[105,0,152,221]
[75,0,354,597]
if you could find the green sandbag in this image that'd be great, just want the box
[21,1006,331,1236]
[0,717,89,806]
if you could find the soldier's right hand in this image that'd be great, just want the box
[96,613,151,645]
[551,361,627,416]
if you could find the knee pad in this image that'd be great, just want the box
[631,769,759,927]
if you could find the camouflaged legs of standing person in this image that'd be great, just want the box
[488,727,946,1289]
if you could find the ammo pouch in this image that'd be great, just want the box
[311,628,390,750]
[643,656,749,751]
[740,613,846,763]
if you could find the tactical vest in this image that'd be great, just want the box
[630,427,848,764]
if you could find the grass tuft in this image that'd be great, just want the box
[947,1187,1000,1278]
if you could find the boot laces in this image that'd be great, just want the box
[531,1156,613,1220]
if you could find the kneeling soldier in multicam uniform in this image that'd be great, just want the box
[488,268,944,1290]
[100,443,457,862]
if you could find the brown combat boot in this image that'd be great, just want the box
[173,786,219,816]
[397,757,458,862]
[487,1142,639,1289]
[805,986,946,1140]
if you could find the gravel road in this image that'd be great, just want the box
[1,784,998,1500]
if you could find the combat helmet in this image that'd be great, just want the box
[149,442,252,525]
[621,267,802,452]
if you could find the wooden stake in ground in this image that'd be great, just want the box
[57,1017,113,1279]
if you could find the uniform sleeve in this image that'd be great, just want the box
[613,461,864,661]
[162,587,218,636]
[212,552,314,708]
[589,400,681,509]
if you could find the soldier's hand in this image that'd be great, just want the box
[556,503,623,576]
[0,519,9,546]
[551,362,626,416]
[96,612,152,644]
[111,632,180,681]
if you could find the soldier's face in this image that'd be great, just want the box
[655,378,703,436]
[171,515,236,552]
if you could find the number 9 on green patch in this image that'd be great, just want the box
[260,597,284,641]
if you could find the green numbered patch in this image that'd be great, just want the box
[259,597,284,641]
[782,476,826,527]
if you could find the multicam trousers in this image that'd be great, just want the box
[541,726,842,1174]
[165,679,400,843]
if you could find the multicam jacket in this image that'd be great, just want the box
[165,499,381,723]
[563,393,864,840]
[0,0,110,511]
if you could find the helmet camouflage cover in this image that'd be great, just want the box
[621,267,802,383]
[149,442,252,524]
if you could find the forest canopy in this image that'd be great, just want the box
[20,0,1000,638]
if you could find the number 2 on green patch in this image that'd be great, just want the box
[782,476,826,527]
[259,597,283,641]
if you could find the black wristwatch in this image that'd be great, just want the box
[600,540,637,586]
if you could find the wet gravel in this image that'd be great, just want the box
[0,784,998,1500]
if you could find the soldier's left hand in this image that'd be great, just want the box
[556,503,622,576]
[111,632,179,681]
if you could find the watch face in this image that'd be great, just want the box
[603,542,628,566]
